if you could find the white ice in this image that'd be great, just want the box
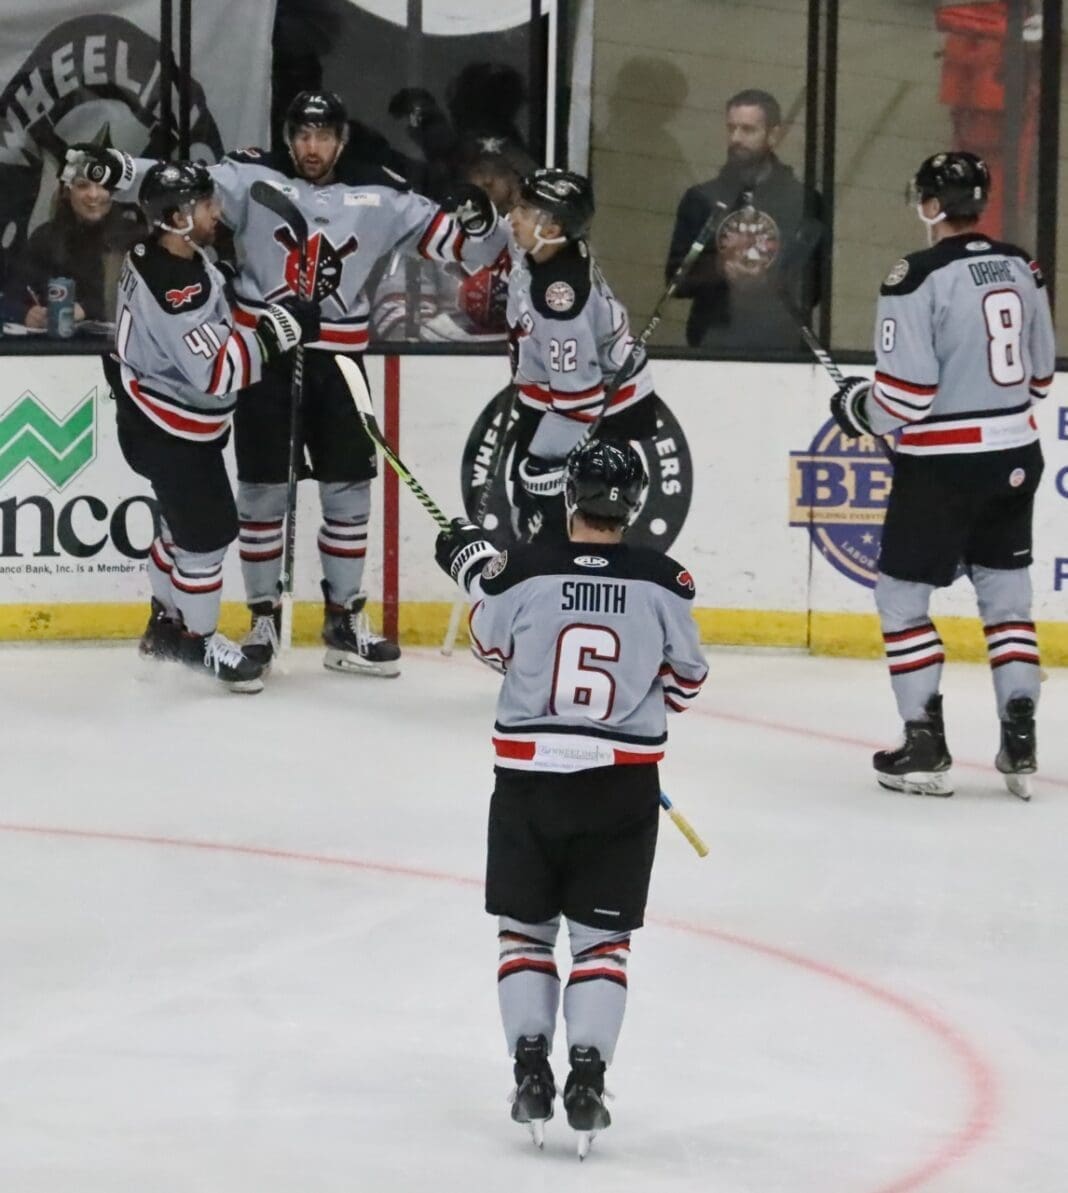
[1,643,1066,1193]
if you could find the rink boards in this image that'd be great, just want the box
[0,351,1066,662]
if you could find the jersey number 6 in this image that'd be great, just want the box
[550,624,620,720]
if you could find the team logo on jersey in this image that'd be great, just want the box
[574,555,609,568]
[884,259,909,286]
[789,417,894,589]
[267,229,359,308]
[967,240,992,252]
[482,550,508,580]
[1009,467,1026,488]
[0,16,224,266]
[344,192,381,207]
[164,283,203,309]
[676,569,695,591]
[544,281,575,312]
[460,395,693,552]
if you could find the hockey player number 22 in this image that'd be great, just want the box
[982,290,1025,385]
[550,625,620,719]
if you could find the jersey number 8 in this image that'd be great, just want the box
[982,290,1025,385]
[550,624,619,720]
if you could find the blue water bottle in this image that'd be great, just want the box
[47,277,76,338]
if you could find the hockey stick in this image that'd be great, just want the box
[441,382,518,656]
[659,791,708,858]
[249,181,310,654]
[335,355,452,530]
[570,204,722,453]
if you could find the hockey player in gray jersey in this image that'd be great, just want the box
[434,440,707,1155]
[505,169,658,543]
[110,162,318,692]
[72,91,506,676]
[830,152,1055,798]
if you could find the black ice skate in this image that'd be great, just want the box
[995,696,1036,801]
[320,581,400,677]
[178,630,264,693]
[138,597,181,661]
[563,1045,611,1160]
[509,1034,556,1148]
[873,693,953,796]
[242,600,281,669]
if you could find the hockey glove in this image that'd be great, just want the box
[253,299,321,363]
[830,377,875,439]
[435,518,498,593]
[450,183,498,238]
[518,453,567,499]
[61,144,132,190]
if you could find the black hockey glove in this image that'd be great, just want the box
[61,144,132,190]
[253,299,320,363]
[450,183,497,238]
[830,377,875,439]
[434,517,498,593]
[518,453,567,498]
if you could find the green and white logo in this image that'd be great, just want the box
[0,390,96,492]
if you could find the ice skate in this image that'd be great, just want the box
[138,598,182,662]
[996,696,1036,801]
[321,582,400,677]
[242,600,281,670]
[874,694,953,796]
[178,630,264,693]
[509,1035,555,1147]
[563,1045,611,1159]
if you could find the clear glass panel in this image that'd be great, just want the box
[587,0,817,354]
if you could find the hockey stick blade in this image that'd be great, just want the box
[249,180,309,247]
[334,356,452,530]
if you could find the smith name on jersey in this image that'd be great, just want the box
[507,239,655,460]
[869,234,1055,455]
[467,540,707,773]
[115,240,269,441]
[112,147,508,354]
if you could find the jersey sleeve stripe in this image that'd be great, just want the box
[875,370,937,396]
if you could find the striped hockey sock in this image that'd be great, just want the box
[238,517,284,606]
[498,924,561,1052]
[318,516,368,606]
[147,533,178,617]
[563,933,630,1065]
[883,622,945,723]
[985,620,1041,714]
[170,555,224,636]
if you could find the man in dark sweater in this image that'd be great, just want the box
[665,89,823,352]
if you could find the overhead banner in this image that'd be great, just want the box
[0,1,276,256]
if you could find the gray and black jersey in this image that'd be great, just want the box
[114,239,268,441]
[468,540,707,774]
[867,233,1056,456]
[507,240,655,459]
[112,148,508,353]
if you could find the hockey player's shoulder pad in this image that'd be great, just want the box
[529,241,592,321]
[476,541,579,596]
[879,246,942,297]
[622,547,698,601]
[127,239,212,314]
[225,145,290,172]
[981,238,1047,288]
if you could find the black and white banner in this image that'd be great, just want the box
[0,1,276,257]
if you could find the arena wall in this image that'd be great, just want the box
[1,352,1066,664]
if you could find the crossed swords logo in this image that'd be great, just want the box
[265,227,359,313]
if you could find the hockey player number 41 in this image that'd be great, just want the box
[550,625,621,719]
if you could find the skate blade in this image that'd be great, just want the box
[322,649,400,678]
[1002,772,1033,801]
[877,771,953,797]
[528,1119,546,1148]
[224,676,264,694]
[576,1130,597,1160]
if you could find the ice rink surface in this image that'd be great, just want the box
[1,642,1066,1193]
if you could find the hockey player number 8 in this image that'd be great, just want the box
[550,625,620,719]
[982,290,1025,385]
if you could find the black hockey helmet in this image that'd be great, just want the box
[284,90,348,143]
[518,168,595,240]
[140,161,213,231]
[909,151,990,219]
[565,440,648,526]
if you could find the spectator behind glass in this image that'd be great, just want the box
[665,88,823,352]
[2,156,143,331]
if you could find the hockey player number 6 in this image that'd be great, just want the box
[550,625,620,719]
[982,290,1025,385]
